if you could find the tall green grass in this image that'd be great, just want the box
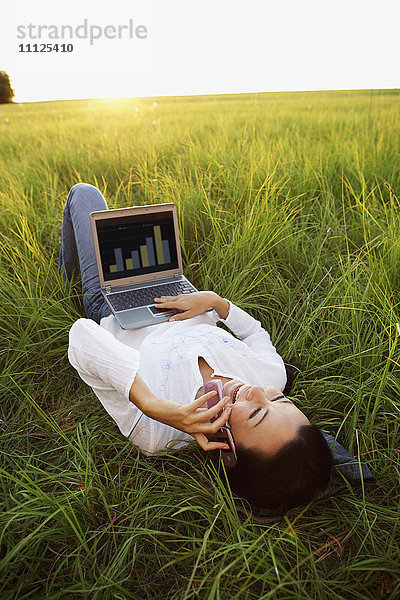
[0,89,399,599]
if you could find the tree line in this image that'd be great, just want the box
[0,72,15,103]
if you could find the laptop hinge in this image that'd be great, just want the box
[105,285,112,294]
[174,273,181,277]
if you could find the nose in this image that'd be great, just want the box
[246,385,265,401]
[246,385,281,404]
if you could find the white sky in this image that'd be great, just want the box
[1,0,399,103]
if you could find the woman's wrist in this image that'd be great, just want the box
[212,294,230,320]
[129,374,158,416]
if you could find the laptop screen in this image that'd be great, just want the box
[96,211,179,282]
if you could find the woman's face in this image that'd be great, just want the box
[222,380,310,456]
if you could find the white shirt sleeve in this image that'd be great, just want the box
[68,318,144,438]
[68,318,140,400]
[218,299,284,364]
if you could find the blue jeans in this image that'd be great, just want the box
[58,183,111,323]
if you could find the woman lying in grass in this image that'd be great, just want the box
[61,183,333,513]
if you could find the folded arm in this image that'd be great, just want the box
[154,291,282,361]
[68,317,232,451]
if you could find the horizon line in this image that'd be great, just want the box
[10,87,400,105]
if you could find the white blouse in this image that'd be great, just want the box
[68,299,287,456]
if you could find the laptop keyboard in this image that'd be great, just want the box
[106,281,196,312]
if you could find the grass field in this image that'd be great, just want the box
[0,89,399,599]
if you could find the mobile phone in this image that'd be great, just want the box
[204,379,237,467]
[204,380,224,422]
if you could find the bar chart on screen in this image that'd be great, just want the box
[107,225,172,273]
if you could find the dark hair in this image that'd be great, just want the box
[282,362,299,397]
[227,423,333,512]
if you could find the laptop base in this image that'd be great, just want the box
[107,303,179,330]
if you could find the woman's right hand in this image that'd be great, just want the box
[145,389,232,452]
[153,291,217,321]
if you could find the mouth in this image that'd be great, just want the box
[230,383,245,404]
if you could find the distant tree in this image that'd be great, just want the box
[0,71,15,103]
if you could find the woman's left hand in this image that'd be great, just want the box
[153,291,218,322]
[145,391,232,452]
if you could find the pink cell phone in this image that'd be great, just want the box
[204,379,237,468]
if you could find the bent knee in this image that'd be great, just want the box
[69,182,98,195]
[68,183,105,208]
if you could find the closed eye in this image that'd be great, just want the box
[273,395,294,404]
[249,407,262,419]
[254,398,294,426]
[249,399,293,420]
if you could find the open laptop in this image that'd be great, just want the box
[90,202,208,329]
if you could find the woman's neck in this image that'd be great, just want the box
[195,356,233,399]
